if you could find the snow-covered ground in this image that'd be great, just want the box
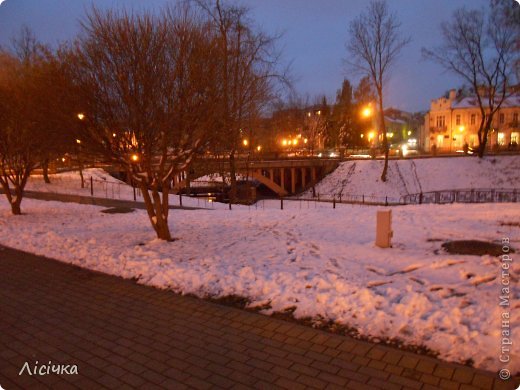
[25,168,350,210]
[26,168,231,210]
[304,155,520,202]
[0,197,519,373]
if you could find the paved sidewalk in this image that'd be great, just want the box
[0,189,204,211]
[0,246,517,390]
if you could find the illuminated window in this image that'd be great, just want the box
[498,132,506,145]
[511,132,519,144]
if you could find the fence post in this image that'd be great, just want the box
[471,189,475,203]
[132,182,136,201]
[180,193,183,207]
[419,192,423,204]
[229,202,232,210]
[491,189,495,202]
[514,189,517,203]
[90,176,93,196]
[281,197,284,210]
[339,194,342,203]
[333,197,336,209]
[385,196,388,206]
[362,194,365,204]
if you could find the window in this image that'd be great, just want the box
[499,113,505,124]
[469,134,477,147]
[470,114,476,125]
[498,132,506,145]
[514,113,519,125]
[456,115,461,125]
[436,134,444,147]
[436,115,446,128]
[511,132,519,144]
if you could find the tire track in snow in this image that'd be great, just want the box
[393,161,410,195]
[338,162,357,196]
[410,160,423,194]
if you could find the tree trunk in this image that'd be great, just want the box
[229,151,237,204]
[11,200,22,215]
[140,182,173,241]
[10,187,23,215]
[42,159,51,184]
[378,96,389,182]
[78,158,85,189]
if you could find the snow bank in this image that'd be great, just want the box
[304,155,520,200]
[0,198,518,372]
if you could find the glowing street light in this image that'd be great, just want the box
[77,113,85,120]
[76,139,81,144]
[368,131,375,141]
[458,125,465,132]
[361,106,372,118]
[282,139,288,146]
[303,138,308,144]
[131,154,139,162]
[243,139,249,146]
[256,145,262,152]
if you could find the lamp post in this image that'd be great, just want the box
[76,113,86,188]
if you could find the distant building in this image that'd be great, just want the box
[423,89,520,152]
[384,109,415,143]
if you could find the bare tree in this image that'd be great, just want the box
[4,28,78,185]
[423,3,519,157]
[0,33,76,215]
[66,7,218,240]
[346,0,409,181]
[194,0,284,203]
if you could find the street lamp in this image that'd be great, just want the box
[242,139,248,146]
[361,106,373,118]
[77,113,85,121]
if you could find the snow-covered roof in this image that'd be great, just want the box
[384,116,407,124]
[451,94,520,109]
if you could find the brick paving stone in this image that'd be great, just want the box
[453,367,476,384]
[434,365,456,379]
[416,358,437,374]
[295,373,328,389]
[471,373,494,389]
[1,245,513,390]
[440,378,462,389]
[275,376,306,390]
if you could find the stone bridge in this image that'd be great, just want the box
[173,158,340,196]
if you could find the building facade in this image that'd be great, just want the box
[423,90,520,152]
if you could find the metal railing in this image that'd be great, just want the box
[400,188,519,205]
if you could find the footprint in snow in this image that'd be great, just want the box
[388,264,421,276]
[471,275,497,286]
[329,258,340,268]
[367,280,393,288]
